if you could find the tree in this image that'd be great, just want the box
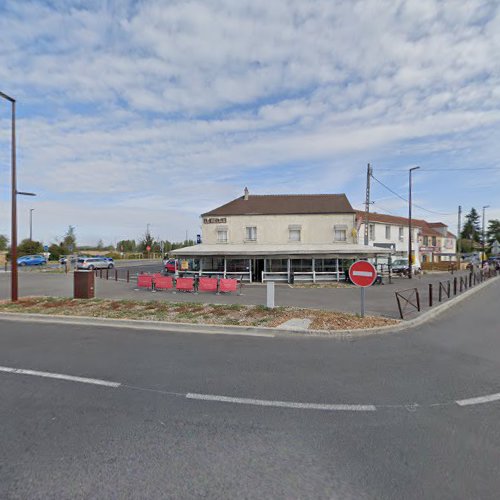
[460,208,481,243]
[96,239,104,250]
[487,219,500,246]
[138,231,155,252]
[17,239,44,257]
[0,234,8,252]
[116,239,136,252]
[48,243,64,260]
[61,226,77,254]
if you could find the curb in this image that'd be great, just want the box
[0,275,498,339]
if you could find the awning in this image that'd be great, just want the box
[172,243,391,258]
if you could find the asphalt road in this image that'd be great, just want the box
[1,279,499,498]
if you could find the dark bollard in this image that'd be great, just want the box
[106,269,109,280]
[453,277,457,295]
[127,270,130,283]
[447,280,450,297]
[429,283,433,307]
[115,269,118,281]
[438,283,442,302]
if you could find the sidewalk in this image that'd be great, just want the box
[0,270,475,319]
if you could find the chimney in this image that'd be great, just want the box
[244,187,249,200]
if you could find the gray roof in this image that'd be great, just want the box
[202,194,354,217]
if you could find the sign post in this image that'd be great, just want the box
[348,261,377,317]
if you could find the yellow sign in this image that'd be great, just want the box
[181,259,189,270]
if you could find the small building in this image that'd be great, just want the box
[355,211,422,265]
[172,189,390,282]
[418,222,457,263]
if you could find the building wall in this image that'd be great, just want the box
[202,213,357,245]
[357,221,420,260]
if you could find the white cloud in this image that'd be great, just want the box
[0,0,499,244]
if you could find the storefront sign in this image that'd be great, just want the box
[203,217,227,224]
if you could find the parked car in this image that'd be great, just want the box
[390,259,421,275]
[77,257,114,270]
[59,255,79,265]
[17,254,47,266]
[164,258,178,273]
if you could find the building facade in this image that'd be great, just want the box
[418,222,457,263]
[173,189,390,282]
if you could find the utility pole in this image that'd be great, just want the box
[364,163,371,246]
[482,205,489,266]
[408,166,420,279]
[457,205,462,263]
[29,208,34,240]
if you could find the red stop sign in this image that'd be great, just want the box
[146,245,151,252]
[349,261,377,287]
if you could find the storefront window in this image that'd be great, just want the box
[226,259,249,272]
[291,259,312,272]
[267,259,287,272]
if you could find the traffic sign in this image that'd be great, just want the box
[349,261,377,287]
[146,245,151,252]
[43,245,49,252]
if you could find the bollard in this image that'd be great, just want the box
[447,280,450,298]
[127,270,130,283]
[99,269,103,279]
[453,277,457,296]
[428,283,433,307]
[106,269,109,280]
[469,273,472,287]
[115,269,118,281]
[438,283,442,302]
[266,281,275,309]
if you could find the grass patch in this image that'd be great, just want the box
[0,297,399,332]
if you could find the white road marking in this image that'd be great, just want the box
[455,393,500,406]
[186,393,376,411]
[352,271,373,277]
[0,366,121,388]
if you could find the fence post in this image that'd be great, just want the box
[429,283,433,307]
[99,269,102,279]
[453,277,457,296]
[469,273,472,287]
[106,269,109,280]
[115,269,118,281]
[447,280,450,298]
[438,282,442,302]
[127,270,130,283]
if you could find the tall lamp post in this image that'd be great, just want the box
[482,205,490,266]
[1,91,36,301]
[408,166,420,279]
[29,208,35,240]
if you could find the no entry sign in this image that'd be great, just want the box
[349,261,377,287]
[348,261,377,317]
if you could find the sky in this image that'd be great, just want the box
[0,0,499,246]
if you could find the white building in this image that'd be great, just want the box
[173,189,390,282]
[356,211,421,265]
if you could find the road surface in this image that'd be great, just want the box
[0,278,499,498]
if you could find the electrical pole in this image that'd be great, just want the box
[29,208,34,241]
[457,205,462,263]
[408,166,420,279]
[364,163,371,246]
[482,205,489,266]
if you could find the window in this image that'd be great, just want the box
[385,225,391,240]
[217,228,228,243]
[334,225,347,241]
[288,225,301,242]
[245,226,257,241]
[432,236,437,246]
[369,224,375,241]
[423,236,429,246]
[399,227,404,241]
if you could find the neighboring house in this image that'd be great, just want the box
[418,222,457,263]
[173,188,390,282]
[355,211,422,265]
[355,210,457,264]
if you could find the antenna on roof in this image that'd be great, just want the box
[244,187,249,200]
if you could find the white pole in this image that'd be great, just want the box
[360,287,365,317]
[266,281,275,308]
[312,257,316,283]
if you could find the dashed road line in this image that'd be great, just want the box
[455,393,500,406]
[0,366,121,388]
[186,393,377,411]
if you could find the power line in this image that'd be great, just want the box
[371,173,453,216]
[375,166,500,172]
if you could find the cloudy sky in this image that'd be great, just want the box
[0,0,499,246]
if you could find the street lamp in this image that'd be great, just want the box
[482,205,490,266]
[408,166,420,279]
[29,208,35,240]
[1,91,36,301]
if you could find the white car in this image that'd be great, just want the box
[77,257,114,270]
